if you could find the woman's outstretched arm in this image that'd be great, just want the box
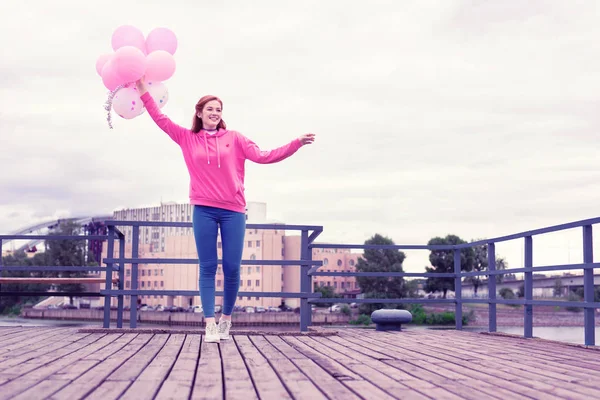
[137,77,187,144]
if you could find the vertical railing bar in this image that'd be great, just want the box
[487,242,497,332]
[116,232,125,328]
[129,226,139,328]
[306,233,314,329]
[454,249,463,330]
[0,240,3,296]
[300,230,310,332]
[103,226,115,328]
[524,236,533,338]
[583,225,595,346]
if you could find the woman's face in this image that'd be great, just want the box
[198,100,222,130]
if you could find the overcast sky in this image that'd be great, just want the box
[1,0,599,273]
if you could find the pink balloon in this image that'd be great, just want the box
[111,25,146,54]
[101,60,123,91]
[145,51,176,81]
[113,46,147,83]
[145,27,178,55]
[112,86,144,119]
[95,53,112,76]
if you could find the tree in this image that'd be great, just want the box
[466,242,487,295]
[424,235,474,298]
[355,234,408,313]
[0,251,52,314]
[553,278,563,297]
[45,220,88,304]
[465,241,510,292]
[313,285,340,307]
[495,257,508,283]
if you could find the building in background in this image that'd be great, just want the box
[101,201,361,310]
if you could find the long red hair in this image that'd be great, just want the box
[191,95,226,133]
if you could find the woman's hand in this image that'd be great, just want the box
[136,76,148,95]
[299,133,315,145]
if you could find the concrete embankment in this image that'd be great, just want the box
[20,308,351,327]
[425,305,600,327]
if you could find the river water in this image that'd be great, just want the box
[0,318,598,345]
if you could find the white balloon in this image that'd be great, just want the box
[112,86,143,119]
[147,81,169,108]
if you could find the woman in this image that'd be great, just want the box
[136,77,315,343]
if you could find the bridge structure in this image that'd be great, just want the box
[461,273,600,298]
[1,215,113,255]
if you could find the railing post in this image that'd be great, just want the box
[524,236,533,338]
[300,230,310,332]
[454,249,462,330]
[103,226,115,328]
[116,233,125,328]
[583,225,595,346]
[129,226,139,328]
[487,242,497,332]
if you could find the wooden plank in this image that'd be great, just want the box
[428,334,600,381]
[354,330,586,400]
[282,336,362,380]
[338,331,553,399]
[265,336,361,399]
[79,381,130,400]
[298,336,421,399]
[0,328,72,358]
[435,331,594,361]
[9,379,70,400]
[234,335,292,399]
[0,327,60,350]
[189,336,224,400]
[119,334,185,399]
[248,335,327,400]
[351,330,578,385]
[0,327,28,339]
[0,333,110,400]
[155,334,200,400]
[311,336,430,399]
[0,332,95,378]
[48,334,147,400]
[220,336,259,400]
[457,380,531,400]
[103,334,170,382]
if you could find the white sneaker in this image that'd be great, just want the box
[204,322,220,343]
[218,319,232,340]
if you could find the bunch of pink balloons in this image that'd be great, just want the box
[97,25,176,124]
[96,25,177,90]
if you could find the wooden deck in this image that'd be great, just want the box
[0,326,599,400]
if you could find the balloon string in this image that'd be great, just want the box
[103,82,132,129]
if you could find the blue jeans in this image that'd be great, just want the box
[193,205,245,318]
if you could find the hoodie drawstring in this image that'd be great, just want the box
[204,132,210,165]
[216,136,221,168]
[203,131,221,168]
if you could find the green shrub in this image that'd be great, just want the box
[499,288,515,300]
[340,305,351,316]
[566,292,583,312]
[349,314,372,326]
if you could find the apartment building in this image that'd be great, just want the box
[102,202,360,309]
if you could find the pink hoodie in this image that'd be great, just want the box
[140,92,303,214]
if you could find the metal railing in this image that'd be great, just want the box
[100,220,324,331]
[309,217,600,346]
[1,217,599,345]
